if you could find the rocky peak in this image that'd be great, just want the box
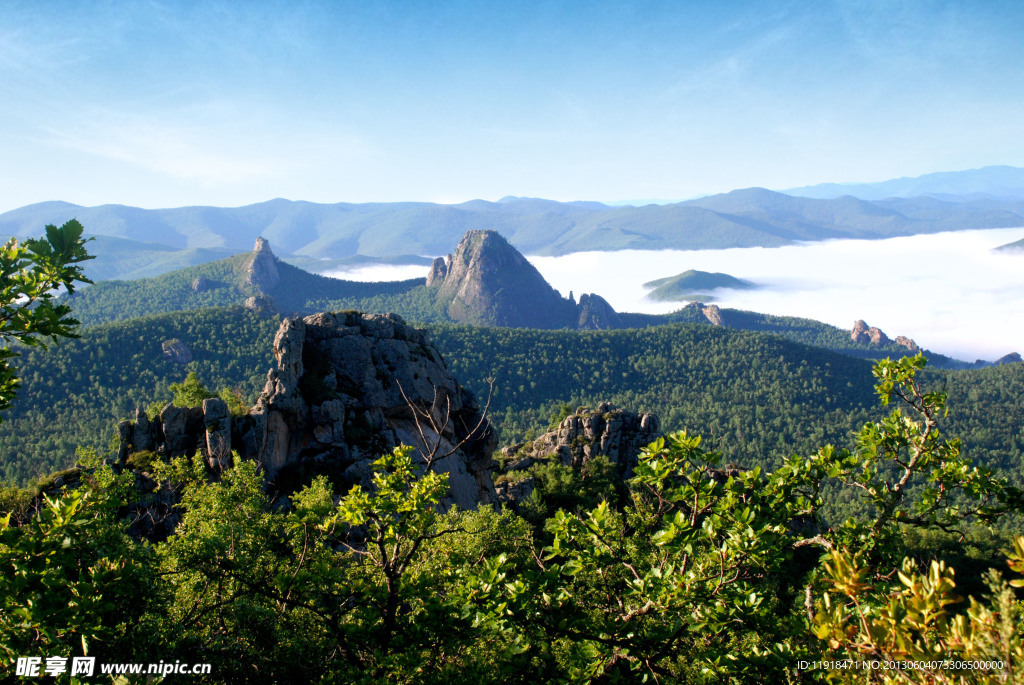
[995,352,1022,365]
[431,230,626,330]
[577,293,620,330]
[435,230,576,328]
[245,237,280,292]
[851,319,889,346]
[894,335,919,352]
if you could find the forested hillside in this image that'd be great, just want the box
[2,309,1021,500]
[64,250,432,325]
[0,307,278,483]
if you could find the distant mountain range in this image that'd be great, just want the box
[784,165,1024,202]
[2,168,1023,279]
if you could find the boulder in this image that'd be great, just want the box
[161,339,193,364]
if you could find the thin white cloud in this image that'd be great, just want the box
[36,102,376,189]
[43,115,276,184]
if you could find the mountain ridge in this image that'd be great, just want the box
[783,165,1024,202]
[6,181,1024,273]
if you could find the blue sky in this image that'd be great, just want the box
[2,0,1023,212]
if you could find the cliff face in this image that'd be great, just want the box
[119,311,498,510]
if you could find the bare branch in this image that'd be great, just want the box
[396,377,496,473]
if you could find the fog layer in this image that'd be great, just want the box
[326,228,1024,361]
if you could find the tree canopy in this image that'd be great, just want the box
[0,220,93,417]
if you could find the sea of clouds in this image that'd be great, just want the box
[328,227,1024,362]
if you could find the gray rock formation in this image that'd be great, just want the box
[203,397,232,470]
[133,408,155,452]
[430,230,625,330]
[577,293,620,330]
[244,294,278,314]
[119,311,498,510]
[160,404,204,457]
[245,237,280,292]
[161,339,193,364]
[436,230,577,329]
[496,403,661,508]
[426,254,451,286]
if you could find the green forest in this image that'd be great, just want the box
[3,309,1023,501]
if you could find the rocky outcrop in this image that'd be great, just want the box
[850,320,870,343]
[191,276,215,292]
[161,339,193,364]
[894,335,919,352]
[577,293,620,330]
[119,312,498,510]
[203,397,232,470]
[245,237,280,292]
[702,304,724,326]
[244,295,278,314]
[495,403,661,508]
[851,319,889,346]
[426,254,452,286]
[995,352,1022,365]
